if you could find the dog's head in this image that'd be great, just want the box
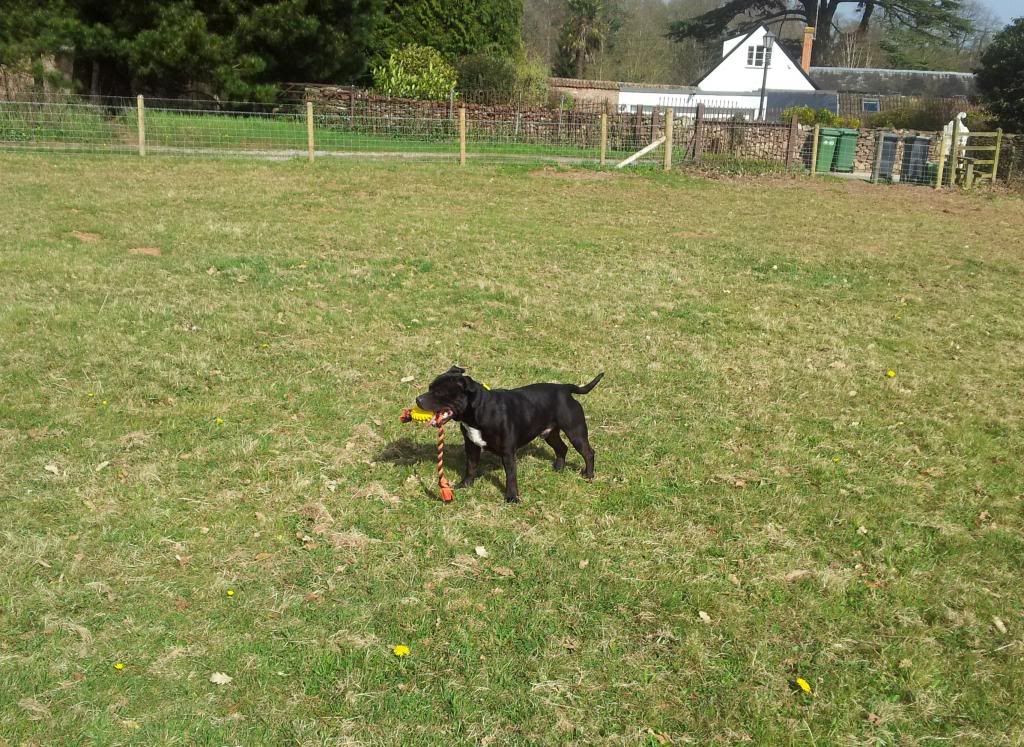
[415,366,482,426]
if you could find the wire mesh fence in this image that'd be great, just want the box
[1,91,1019,190]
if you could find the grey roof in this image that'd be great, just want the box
[809,67,976,97]
[619,84,699,94]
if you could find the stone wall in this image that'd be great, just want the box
[548,77,618,109]
[302,85,965,175]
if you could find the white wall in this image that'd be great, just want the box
[700,27,814,93]
[722,34,746,59]
[617,90,761,118]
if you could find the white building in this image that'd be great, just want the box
[697,26,816,95]
[616,25,831,120]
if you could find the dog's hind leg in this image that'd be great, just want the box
[544,429,569,471]
[563,421,595,480]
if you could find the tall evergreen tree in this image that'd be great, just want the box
[976,18,1024,132]
[378,0,523,62]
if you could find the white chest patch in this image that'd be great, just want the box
[464,426,487,448]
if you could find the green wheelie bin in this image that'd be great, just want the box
[833,128,859,173]
[816,127,840,173]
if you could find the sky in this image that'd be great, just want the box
[985,0,1020,23]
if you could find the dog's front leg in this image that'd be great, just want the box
[501,450,519,503]
[459,439,481,488]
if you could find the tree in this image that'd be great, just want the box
[12,0,384,100]
[976,18,1024,132]
[0,0,76,93]
[666,0,972,66]
[523,0,568,68]
[572,0,717,84]
[556,0,621,79]
[378,0,522,63]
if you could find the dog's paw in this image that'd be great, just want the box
[505,494,521,504]
[580,470,594,481]
[552,459,566,472]
[456,478,476,489]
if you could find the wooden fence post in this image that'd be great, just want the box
[872,130,884,184]
[785,113,799,171]
[949,115,961,187]
[600,112,607,166]
[136,94,146,157]
[459,107,466,166]
[349,88,356,122]
[663,109,674,171]
[992,128,1003,184]
[810,123,820,175]
[934,133,948,189]
[693,103,705,164]
[306,101,315,163]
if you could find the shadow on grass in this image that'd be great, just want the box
[376,437,556,496]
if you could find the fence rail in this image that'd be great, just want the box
[1,93,1020,188]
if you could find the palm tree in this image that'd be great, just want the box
[558,0,612,79]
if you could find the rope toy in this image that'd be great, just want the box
[399,405,455,503]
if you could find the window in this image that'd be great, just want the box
[862,98,880,113]
[746,45,773,67]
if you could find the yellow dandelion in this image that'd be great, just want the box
[102,400,108,405]
[87,392,95,398]
[114,662,126,671]
[886,370,896,378]
[832,456,841,463]
[215,417,224,425]
[226,589,235,597]
[392,644,411,658]
[796,677,812,694]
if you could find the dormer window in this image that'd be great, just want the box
[746,45,772,67]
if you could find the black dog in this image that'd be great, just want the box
[415,366,604,503]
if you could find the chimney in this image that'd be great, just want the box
[801,27,815,73]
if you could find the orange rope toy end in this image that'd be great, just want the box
[436,423,455,503]
[399,407,456,503]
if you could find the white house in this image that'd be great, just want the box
[696,26,816,95]
[616,25,832,119]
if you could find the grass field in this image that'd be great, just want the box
[2,153,1023,745]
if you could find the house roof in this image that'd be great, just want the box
[808,67,976,97]
[693,26,818,91]
[548,77,619,91]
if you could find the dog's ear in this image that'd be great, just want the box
[446,365,466,376]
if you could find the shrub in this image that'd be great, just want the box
[373,44,457,101]
[550,90,576,110]
[781,106,859,129]
[456,52,550,106]
[514,55,550,107]
[866,108,953,131]
[457,53,517,100]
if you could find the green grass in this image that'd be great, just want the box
[2,154,1023,745]
[2,106,619,160]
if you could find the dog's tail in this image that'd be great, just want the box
[568,372,604,395]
